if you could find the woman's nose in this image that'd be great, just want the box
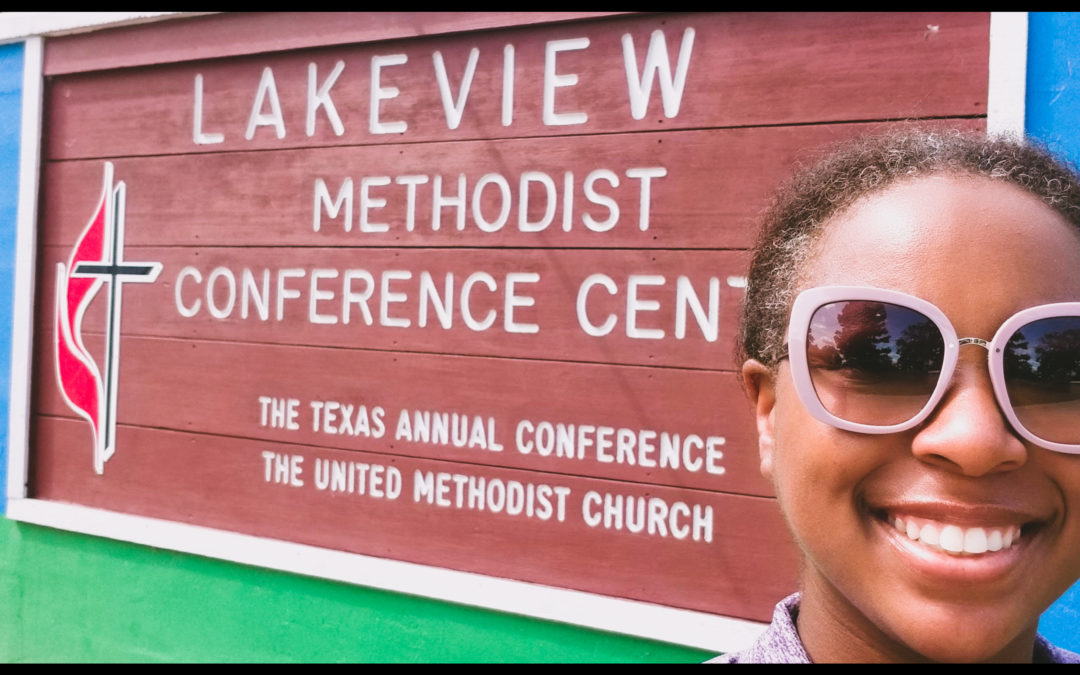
[910,357,1028,476]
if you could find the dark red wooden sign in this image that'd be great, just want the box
[29,11,989,624]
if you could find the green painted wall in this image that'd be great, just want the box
[0,519,709,662]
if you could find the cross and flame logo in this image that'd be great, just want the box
[54,163,163,475]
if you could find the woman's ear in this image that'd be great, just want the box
[742,359,777,481]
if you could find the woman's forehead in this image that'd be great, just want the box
[799,174,1080,309]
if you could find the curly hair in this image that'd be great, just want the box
[738,129,1080,370]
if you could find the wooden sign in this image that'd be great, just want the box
[20,11,989,636]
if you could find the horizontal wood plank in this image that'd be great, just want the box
[44,12,989,160]
[40,246,749,369]
[34,334,769,496]
[39,121,982,251]
[31,416,797,621]
[44,12,628,75]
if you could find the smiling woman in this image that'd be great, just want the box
[727,130,1080,663]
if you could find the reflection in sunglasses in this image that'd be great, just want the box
[1006,321,1080,444]
[789,287,1080,451]
[806,305,1080,441]
[806,301,946,426]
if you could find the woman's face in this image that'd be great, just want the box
[746,174,1080,662]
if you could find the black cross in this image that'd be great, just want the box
[74,262,158,278]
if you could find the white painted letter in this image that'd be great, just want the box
[276,269,305,320]
[675,275,719,341]
[342,270,375,325]
[505,272,540,334]
[307,60,346,137]
[502,44,515,127]
[518,171,556,232]
[543,38,590,126]
[241,268,270,321]
[419,271,454,329]
[309,269,339,325]
[461,272,497,331]
[433,48,479,130]
[380,270,412,328]
[395,174,429,232]
[193,74,224,145]
[625,166,667,231]
[577,274,617,337]
[627,274,665,339]
[176,266,202,317]
[472,173,512,232]
[583,169,619,232]
[370,53,408,134]
[313,177,353,232]
[206,267,237,319]
[246,66,286,140]
[622,28,695,120]
[432,174,467,231]
[359,176,391,233]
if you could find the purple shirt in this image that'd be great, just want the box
[713,593,1080,663]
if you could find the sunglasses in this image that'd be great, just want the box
[784,286,1080,454]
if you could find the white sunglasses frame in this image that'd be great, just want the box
[785,285,1080,454]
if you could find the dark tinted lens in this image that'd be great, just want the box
[806,301,944,425]
[1004,316,1080,444]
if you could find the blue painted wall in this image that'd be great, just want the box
[1027,12,1080,653]
[1027,12,1080,168]
[0,41,24,512]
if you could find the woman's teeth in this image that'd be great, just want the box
[890,515,1021,555]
